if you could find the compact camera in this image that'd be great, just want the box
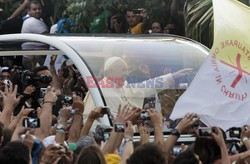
[39,88,48,98]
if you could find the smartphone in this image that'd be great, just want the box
[101,106,110,115]
[114,123,124,132]
[23,118,40,128]
[229,127,241,138]
[198,127,214,137]
[139,111,150,120]
[103,131,110,141]
[39,88,47,98]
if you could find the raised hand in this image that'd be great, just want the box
[0,84,23,109]
[176,113,198,134]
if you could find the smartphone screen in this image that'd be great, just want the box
[23,118,40,128]
[198,128,212,137]
[103,132,110,141]
[115,123,124,132]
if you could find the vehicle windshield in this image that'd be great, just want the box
[58,35,209,131]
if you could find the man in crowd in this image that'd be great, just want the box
[21,0,48,70]
[126,9,149,34]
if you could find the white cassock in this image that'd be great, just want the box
[83,74,175,122]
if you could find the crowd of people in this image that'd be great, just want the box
[1,0,250,164]
[0,54,249,164]
[0,0,183,35]
[0,76,250,164]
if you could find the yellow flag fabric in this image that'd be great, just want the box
[170,0,250,130]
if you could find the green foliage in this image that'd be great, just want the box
[184,0,249,48]
[184,0,213,48]
[0,1,20,20]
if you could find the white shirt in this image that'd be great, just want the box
[21,15,48,58]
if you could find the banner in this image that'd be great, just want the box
[170,0,250,130]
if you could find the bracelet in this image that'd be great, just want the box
[242,137,249,143]
[124,136,133,143]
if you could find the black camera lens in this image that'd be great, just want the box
[40,75,52,84]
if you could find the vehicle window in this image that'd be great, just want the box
[63,36,209,131]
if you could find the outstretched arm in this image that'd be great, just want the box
[8,0,30,20]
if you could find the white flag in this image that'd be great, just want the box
[170,0,250,130]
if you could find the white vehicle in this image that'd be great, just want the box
[0,34,209,142]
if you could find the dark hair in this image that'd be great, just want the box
[27,0,41,10]
[192,129,226,164]
[173,150,199,164]
[0,141,30,164]
[151,20,163,29]
[33,66,49,76]
[127,143,167,164]
[75,145,106,164]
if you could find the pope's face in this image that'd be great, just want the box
[109,60,128,84]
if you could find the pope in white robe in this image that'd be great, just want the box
[83,57,192,122]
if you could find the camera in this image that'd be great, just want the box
[139,111,150,121]
[229,127,241,138]
[132,9,143,14]
[198,127,215,137]
[115,123,124,132]
[39,74,52,84]
[63,95,73,106]
[23,118,40,128]
[39,88,47,98]
[3,79,12,86]
[22,70,52,87]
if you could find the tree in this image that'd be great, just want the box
[184,0,249,48]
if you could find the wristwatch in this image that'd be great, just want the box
[170,129,180,137]
[124,137,133,145]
